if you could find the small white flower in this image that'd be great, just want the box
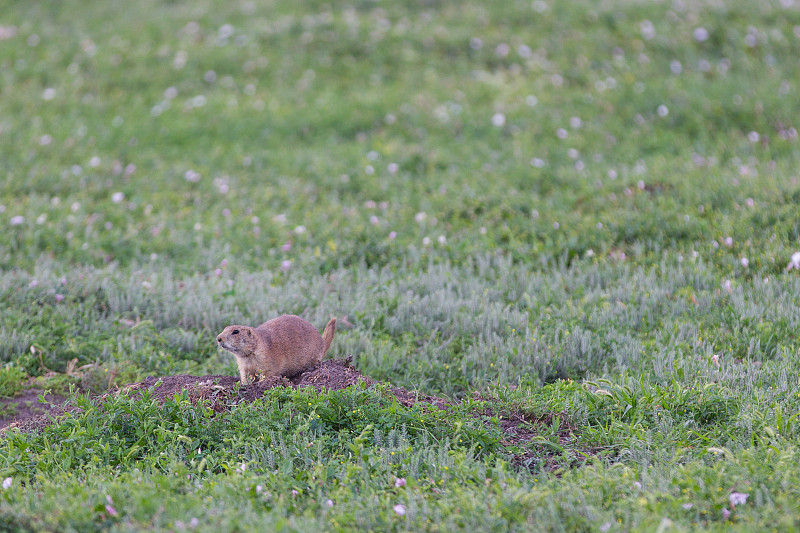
[729,492,748,506]
[740,257,749,268]
[748,131,760,143]
[491,113,506,127]
[556,128,568,139]
[184,170,201,183]
[394,477,406,488]
[388,163,399,174]
[218,24,234,39]
[422,237,431,246]
[530,158,545,168]
[2,478,11,489]
[294,225,307,234]
[325,499,334,507]
[787,251,800,270]
[657,105,669,117]
[682,503,694,510]
[42,88,56,100]
[281,260,291,272]
[437,235,446,245]
[724,236,733,247]
[711,354,720,367]
[393,504,406,516]
[640,20,655,40]
[415,212,427,223]
[111,192,125,204]
[9,215,25,226]
[693,27,709,42]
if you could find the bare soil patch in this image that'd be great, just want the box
[0,391,66,430]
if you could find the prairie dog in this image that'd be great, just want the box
[217,315,336,383]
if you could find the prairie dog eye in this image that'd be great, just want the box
[232,329,240,334]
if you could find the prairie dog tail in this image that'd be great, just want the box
[321,317,336,357]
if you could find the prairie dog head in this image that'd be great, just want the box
[216,325,257,358]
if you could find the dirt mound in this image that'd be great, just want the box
[1,358,579,470]
[117,358,450,410]
[1,359,441,433]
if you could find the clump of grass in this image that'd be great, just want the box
[0,364,27,399]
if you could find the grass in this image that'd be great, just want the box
[2,0,800,530]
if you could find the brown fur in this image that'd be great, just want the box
[217,315,336,383]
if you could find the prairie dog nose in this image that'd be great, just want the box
[217,336,222,343]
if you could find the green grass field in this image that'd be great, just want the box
[2,0,800,530]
